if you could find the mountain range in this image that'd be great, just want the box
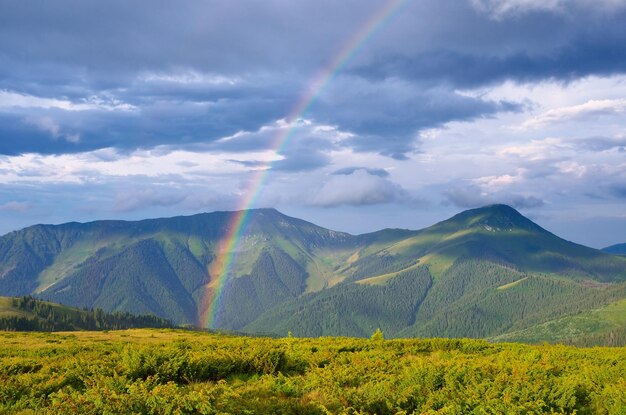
[1,204,625,342]
[603,243,626,256]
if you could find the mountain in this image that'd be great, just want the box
[247,205,626,339]
[603,243,626,256]
[0,295,172,331]
[1,204,625,342]
[0,209,356,327]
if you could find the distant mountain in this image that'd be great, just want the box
[0,296,172,331]
[1,205,625,342]
[603,243,626,256]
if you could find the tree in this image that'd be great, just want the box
[370,328,384,341]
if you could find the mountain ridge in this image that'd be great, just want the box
[603,243,626,256]
[1,204,625,342]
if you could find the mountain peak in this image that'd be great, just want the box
[446,204,542,233]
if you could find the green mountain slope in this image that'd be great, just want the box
[0,296,172,331]
[245,266,433,337]
[1,204,625,342]
[244,205,626,339]
[0,209,359,327]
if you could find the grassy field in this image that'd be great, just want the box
[1,329,625,414]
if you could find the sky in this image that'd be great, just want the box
[0,0,625,248]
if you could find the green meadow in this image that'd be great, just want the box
[1,329,625,414]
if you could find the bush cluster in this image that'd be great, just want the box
[1,329,625,414]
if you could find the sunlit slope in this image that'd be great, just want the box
[352,204,626,282]
[328,205,626,292]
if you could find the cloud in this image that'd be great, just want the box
[112,189,187,212]
[521,99,626,129]
[470,0,563,17]
[443,185,544,209]
[471,0,626,19]
[332,167,389,178]
[0,147,254,186]
[211,119,344,172]
[310,170,409,207]
[0,89,136,112]
[499,135,626,162]
[577,136,626,152]
[0,201,31,213]
[7,0,625,157]
[0,0,624,247]
[26,116,81,143]
[314,76,520,158]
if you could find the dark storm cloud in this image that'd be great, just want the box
[0,0,624,157]
[356,2,626,87]
[0,88,293,155]
[271,150,331,172]
[312,76,520,159]
[357,34,626,88]
[205,120,338,172]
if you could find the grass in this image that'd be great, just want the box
[497,277,529,290]
[36,242,97,292]
[0,297,30,318]
[356,261,423,286]
[1,329,625,414]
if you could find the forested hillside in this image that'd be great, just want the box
[0,296,172,331]
[1,205,625,343]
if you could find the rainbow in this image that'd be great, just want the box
[199,0,410,328]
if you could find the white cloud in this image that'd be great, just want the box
[499,135,626,159]
[0,90,136,112]
[0,146,278,185]
[471,0,626,18]
[521,99,626,129]
[139,71,240,85]
[473,173,521,189]
[498,137,566,159]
